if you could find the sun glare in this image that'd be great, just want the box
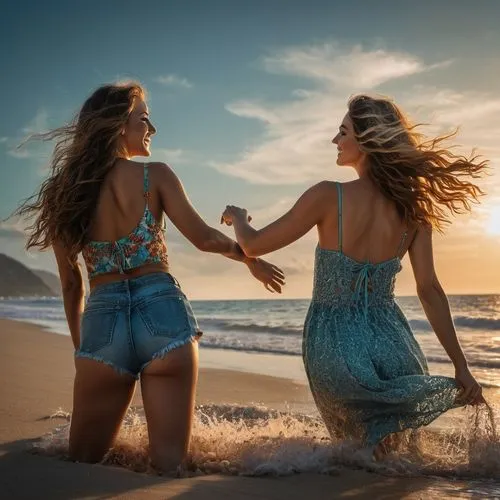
[486,205,500,236]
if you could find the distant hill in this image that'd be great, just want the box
[0,254,58,297]
[33,269,62,296]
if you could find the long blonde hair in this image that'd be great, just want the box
[14,82,145,258]
[348,94,489,231]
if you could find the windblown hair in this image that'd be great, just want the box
[348,94,489,231]
[14,82,145,258]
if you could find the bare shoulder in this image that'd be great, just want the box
[315,180,338,191]
[306,180,338,199]
[147,161,181,186]
[413,222,432,238]
[343,179,366,194]
[409,222,433,249]
[147,161,175,177]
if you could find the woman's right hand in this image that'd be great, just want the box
[220,205,252,226]
[245,258,285,293]
[455,366,484,405]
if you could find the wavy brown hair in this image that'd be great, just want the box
[13,82,145,258]
[348,94,489,231]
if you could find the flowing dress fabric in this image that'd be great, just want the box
[302,183,459,446]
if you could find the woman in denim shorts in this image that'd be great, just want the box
[16,82,285,473]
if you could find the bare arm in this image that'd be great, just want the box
[409,226,467,368]
[154,163,285,292]
[53,243,85,349]
[409,225,483,404]
[156,163,248,261]
[221,181,332,257]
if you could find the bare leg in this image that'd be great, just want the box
[69,358,136,463]
[373,431,403,461]
[140,341,199,474]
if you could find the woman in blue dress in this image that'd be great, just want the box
[221,94,488,458]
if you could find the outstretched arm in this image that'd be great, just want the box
[409,225,483,405]
[155,162,284,292]
[157,163,247,260]
[221,181,331,257]
[53,243,85,349]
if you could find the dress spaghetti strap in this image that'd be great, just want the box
[395,229,409,259]
[336,182,343,252]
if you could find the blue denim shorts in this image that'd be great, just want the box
[76,273,202,379]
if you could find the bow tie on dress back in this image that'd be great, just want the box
[352,261,376,318]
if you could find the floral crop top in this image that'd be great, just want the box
[82,164,169,279]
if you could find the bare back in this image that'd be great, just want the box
[317,180,413,263]
[86,159,169,287]
[89,159,165,242]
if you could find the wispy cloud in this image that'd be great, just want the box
[248,197,297,222]
[261,43,452,89]
[225,101,280,124]
[0,220,26,240]
[403,86,500,128]
[212,91,349,184]
[8,148,33,159]
[151,148,188,164]
[154,74,193,89]
[211,42,497,187]
[21,109,50,135]
[7,109,51,160]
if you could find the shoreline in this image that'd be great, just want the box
[0,319,313,418]
[5,315,500,390]
[2,316,311,385]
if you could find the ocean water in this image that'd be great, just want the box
[1,294,500,387]
[3,295,500,492]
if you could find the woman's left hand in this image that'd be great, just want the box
[221,205,251,226]
[455,366,485,406]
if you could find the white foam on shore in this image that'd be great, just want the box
[34,402,500,493]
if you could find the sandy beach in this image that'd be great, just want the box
[1,318,499,499]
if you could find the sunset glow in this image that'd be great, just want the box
[486,206,500,236]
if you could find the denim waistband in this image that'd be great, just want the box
[89,272,180,298]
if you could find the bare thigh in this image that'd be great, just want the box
[140,341,199,473]
[69,358,136,463]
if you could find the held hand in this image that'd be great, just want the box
[220,205,252,226]
[246,258,285,293]
[455,366,484,406]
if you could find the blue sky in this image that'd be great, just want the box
[1,0,499,298]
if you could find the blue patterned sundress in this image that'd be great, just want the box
[303,183,460,446]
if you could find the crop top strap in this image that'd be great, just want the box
[143,163,150,207]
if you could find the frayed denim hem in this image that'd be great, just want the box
[140,332,202,373]
[74,350,139,380]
